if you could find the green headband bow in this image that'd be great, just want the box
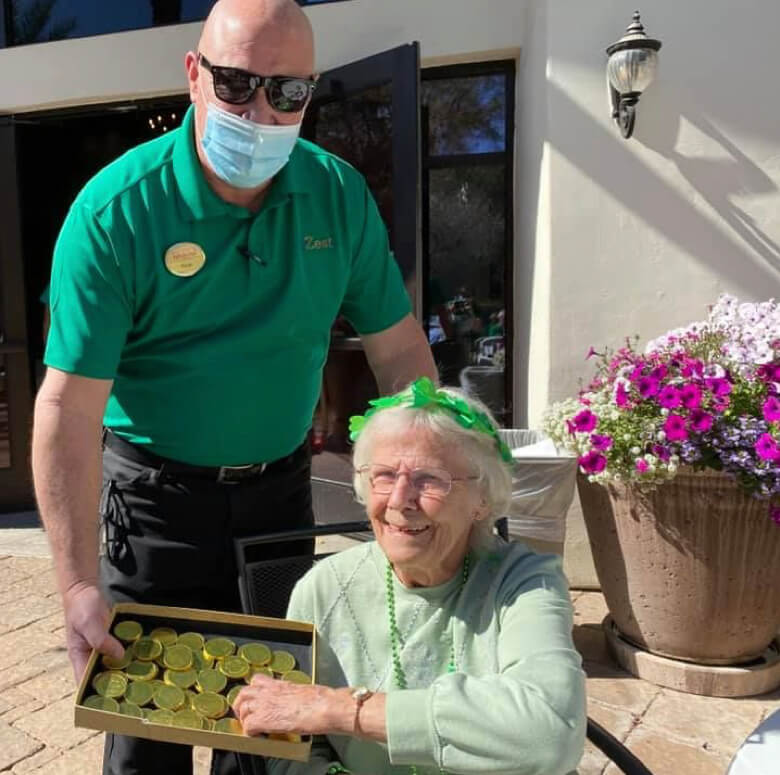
[348,377,513,464]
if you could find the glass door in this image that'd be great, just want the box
[0,121,34,510]
[301,43,421,451]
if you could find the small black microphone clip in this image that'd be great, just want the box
[239,246,267,267]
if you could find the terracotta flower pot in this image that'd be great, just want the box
[578,468,780,665]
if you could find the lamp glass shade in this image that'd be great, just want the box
[607,47,658,94]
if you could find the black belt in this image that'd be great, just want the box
[102,430,309,485]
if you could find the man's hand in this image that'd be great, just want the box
[62,581,124,684]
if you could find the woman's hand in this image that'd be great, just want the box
[233,674,351,737]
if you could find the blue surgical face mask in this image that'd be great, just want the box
[201,102,301,189]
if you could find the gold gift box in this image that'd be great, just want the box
[74,602,316,761]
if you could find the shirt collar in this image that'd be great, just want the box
[172,105,312,221]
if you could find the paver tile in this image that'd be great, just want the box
[573,592,609,626]
[17,665,76,705]
[3,558,50,578]
[0,686,35,717]
[574,625,611,666]
[0,594,61,635]
[587,699,637,742]
[585,664,661,715]
[28,610,65,634]
[0,626,63,671]
[12,696,94,750]
[0,559,35,588]
[576,742,608,775]
[10,744,62,773]
[0,720,43,770]
[641,688,766,756]
[22,733,103,774]
[0,648,70,693]
[604,725,731,775]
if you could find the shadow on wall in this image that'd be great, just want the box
[547,79,780,294]
[637,83,780,273]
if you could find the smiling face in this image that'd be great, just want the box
[363,426,488,587]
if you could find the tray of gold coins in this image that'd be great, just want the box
[74,602,316,760]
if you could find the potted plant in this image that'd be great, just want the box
[544,294,780,666]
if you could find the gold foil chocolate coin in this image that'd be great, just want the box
[172,709,205,729]
[149,627,178,646]
[214,717,244,735]
[153,684,186,711]
[92,671,128,698]
[282,670,311,684]
[270,732,303,743]
[245,665,273,683]
[113,620,143,643]
[192,691,228,719]
[164,242,206,277]
[196,668,227,694]
[218,655,250,680]
[269,650,296,674]
[164,668,197,690]
[204,637,235,660]
[125,680,155,706]
[83,694,120,713]
[163,644,193,671]
[146,708,176,725]
[226,684,243,707]
[125,660,158,681]
[133,637,163,662]
[178,632,205,652]
[238,642,271,666]
[119,701,144,718]
[102,650,132,670]
[192,650,214,671]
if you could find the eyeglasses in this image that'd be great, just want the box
[357,463,479,498]
[198,53,317,112]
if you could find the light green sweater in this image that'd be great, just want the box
[267,539,586,775]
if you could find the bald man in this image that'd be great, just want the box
[32,1,436,772]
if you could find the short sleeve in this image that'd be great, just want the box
[339,183,410,335]
[44,202,133,379]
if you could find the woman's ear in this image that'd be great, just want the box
[473,497,490,522]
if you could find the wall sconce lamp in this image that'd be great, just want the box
[606,11,662,138]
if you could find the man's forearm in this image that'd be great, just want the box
[32,397,104,596]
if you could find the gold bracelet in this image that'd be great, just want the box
[351,686,373,735]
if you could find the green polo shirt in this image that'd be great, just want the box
[45,106,410,465]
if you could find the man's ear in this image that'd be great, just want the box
[184,50,200,104]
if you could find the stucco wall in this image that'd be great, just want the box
[521,0,780,586]
[0,0,526,113]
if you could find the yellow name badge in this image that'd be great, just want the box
[164,243,206,277]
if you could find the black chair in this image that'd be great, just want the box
[233,521,654,775]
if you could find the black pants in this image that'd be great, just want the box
[99,438,314,775]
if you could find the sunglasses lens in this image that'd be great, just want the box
[267,78,311,112]
[213,69,255,104]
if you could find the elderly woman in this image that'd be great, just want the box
[234,378,586,774]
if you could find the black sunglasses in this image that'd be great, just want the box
[198,53,316,113]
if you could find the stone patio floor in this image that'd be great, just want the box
[0,524,777,774]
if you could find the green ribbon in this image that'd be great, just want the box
[348,377,512,464]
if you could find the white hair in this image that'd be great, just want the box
[351,386,512,548]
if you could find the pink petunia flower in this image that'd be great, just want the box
[763,396,780,423]
[652,444,671,462]
[705,377,732,397]
[657,385,682,409]
[757,363,780,383]
[578,451,607,474]
[637,376,660,398]
[571,409,598,433]
[688,409,714,433]
[755,434,780,462]
[711,394,731,412]
[635,459,649,473]
[585,346,598,360]
[650,364,668,381]
[664,414,688,442]
[590,434,614,451]
[680,383,702,409]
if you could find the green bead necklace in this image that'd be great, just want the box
[385,555,470,775]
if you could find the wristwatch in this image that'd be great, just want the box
[351,686,374,734]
